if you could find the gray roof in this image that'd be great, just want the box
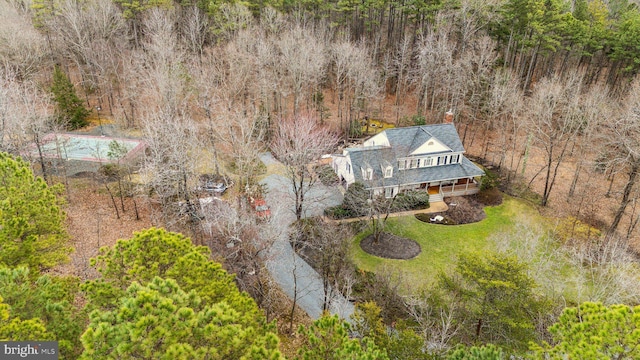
[347,124,483,188]
[383,123,465,155]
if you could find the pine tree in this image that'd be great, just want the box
[50,65,89,130]
[0,152,71,272]
[81,277,282,359]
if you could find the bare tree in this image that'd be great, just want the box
[204,198,276,308]
[404,293,461,355]
[567,84,609,199]
[213,109,266,190]
[271,112,338,221]
[141,110,202,227]
[0,1,48,79]
[600,80,640,237]
[294,219,354,312]
[180,5,209,58]
[526,74,583,206]
[568,235,640,304]
[484,69,523,177]
[277,24,328,115]
[0,75,56,182]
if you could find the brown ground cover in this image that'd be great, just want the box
[53,178,154,279]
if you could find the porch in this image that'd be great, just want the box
[427,178,480,202]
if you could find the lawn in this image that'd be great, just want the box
[351,196,543,291]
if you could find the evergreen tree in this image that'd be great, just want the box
[81,277,282,359]
[438,251,551,350]
[82,228,274,344]
[0,152,71,272]
[0,295,52,341]
[295,314,389,360]
[50,65,89,130]
[530,302,640,359]
[0,267,85,359]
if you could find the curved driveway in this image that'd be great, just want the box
[259,153,354,320]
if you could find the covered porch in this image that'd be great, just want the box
[401,177,481,203]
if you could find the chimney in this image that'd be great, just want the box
[444,110,454,124]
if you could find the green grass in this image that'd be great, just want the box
[351,196,542,291]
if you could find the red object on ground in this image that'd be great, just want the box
[250,198,271,219]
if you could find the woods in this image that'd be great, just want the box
[3,0,640,357]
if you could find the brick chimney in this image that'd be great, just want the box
[444,110,454,124]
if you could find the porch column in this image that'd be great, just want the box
[465,178,469,191]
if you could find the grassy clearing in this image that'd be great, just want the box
[351,196,546,291]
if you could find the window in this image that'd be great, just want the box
[409,159,418,168]
[426,157,433,166]
[437,156,443,165]
[362,167,373,180]
[385,187,394,198]
[384,166,393,178]
[427,141,434,146]
[346,163,351,173]
[451,154,459,164]
[398,160,405,170]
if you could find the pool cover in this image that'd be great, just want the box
[35,133,146,162]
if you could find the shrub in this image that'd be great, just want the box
[480,168,499,190]
[314,164,339,186]
[392,191,430,211]
[343,182,369,217]
[324,206,354,219]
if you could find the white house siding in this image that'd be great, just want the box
[410,136,451,155]
[363,132,390,147]
[332,155,355,185]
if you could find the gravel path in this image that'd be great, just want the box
[258,153,354,320]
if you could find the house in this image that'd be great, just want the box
[331,113,484,203]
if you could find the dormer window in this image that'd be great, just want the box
[361,167,373,180]
[384,166,393,178]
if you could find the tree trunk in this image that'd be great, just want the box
[607,160,640,238]
[567,159,582,199]
[104,182,120,219]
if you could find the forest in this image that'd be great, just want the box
[1,0,640,357]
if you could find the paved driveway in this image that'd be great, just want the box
[258,153,353,320]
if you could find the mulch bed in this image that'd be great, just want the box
[360,232,421,259]
[416,196,487,225]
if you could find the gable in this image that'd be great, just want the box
[363,132,390,147]
[410,136,451,155]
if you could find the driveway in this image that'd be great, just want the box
[258,153,354,320]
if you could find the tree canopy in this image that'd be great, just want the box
[295,314,388,360]
[438,251,550,350]
[81,277,282,359]
[0,266,84,359]
[0,295,52,342]
[530,301,640,359]
[81,228,280,358]
[0,152,71,272]
[83,228,265,329]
